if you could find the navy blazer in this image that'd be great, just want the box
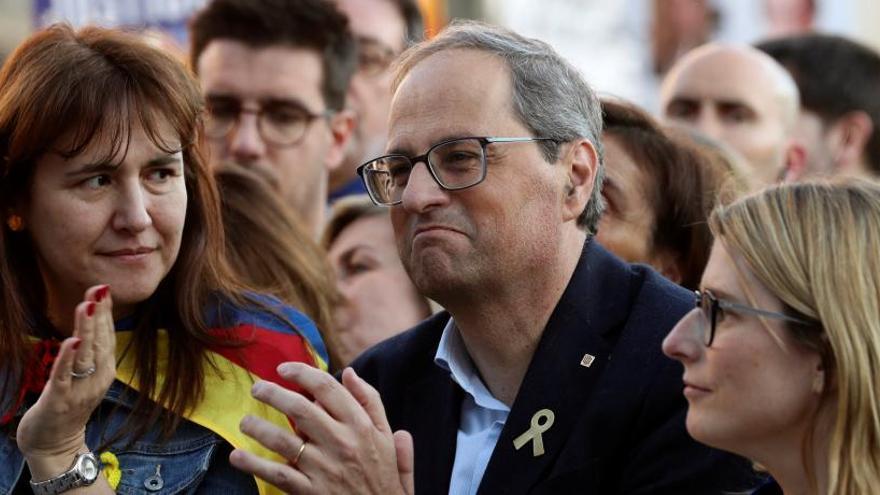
[352,241,760,494]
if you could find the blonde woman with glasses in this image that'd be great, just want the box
[663,179,880,494]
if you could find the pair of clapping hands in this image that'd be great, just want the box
[15,283,412,495]
[230,364,415,494]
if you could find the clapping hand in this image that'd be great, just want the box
[17,285,116,485]
[230,364,415,495]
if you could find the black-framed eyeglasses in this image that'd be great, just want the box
[204,97,332,147]
[356,136,556,206]
[695,289,811,347]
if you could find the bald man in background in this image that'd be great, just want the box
[660,43,805,186]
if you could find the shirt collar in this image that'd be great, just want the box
[434,318,510,413]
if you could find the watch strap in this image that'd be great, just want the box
[29,452,100,495]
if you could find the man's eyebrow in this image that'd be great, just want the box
[667,96,699,107]
[205,93,239,102]
[385,143,413,156]
[386,134,475,156]
[716,100,755,111]
[206,94,313,113]
[259,97,310,109]
[715,97,749,106]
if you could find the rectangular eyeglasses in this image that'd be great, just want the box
[356,136,555,206]
[695,289,811,346]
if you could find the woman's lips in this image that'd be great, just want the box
[99,247,156,262]
[683,381,712,398]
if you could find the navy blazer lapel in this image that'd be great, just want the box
[401,316,463,495]
[478,240,637,493]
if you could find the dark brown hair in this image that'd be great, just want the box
[757,34,880,174]
[391,0,425,46]
[321,194,389,250]
[601,98,737,289]
[215,163,341,368]
[189,0,357,111]
[0,24,247,440]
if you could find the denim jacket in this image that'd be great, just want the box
[1,295,325,494]
[0,380,258,494]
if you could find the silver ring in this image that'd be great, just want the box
[70,366,96,379]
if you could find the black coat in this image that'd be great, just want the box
[352,240,761,494]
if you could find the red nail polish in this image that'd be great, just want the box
[72,339,81,351]
[96,285,109,302]
[86,302,96,317]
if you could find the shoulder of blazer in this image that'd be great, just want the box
[350,311,451,389]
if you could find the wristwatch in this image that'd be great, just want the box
[29,452,101,494]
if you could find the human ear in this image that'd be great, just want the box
[811,351,832,394]
[325,109,357,172]
[561,138,599,223]
[781,139,807,183]
[829,111,873,174]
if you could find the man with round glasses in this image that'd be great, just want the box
[229,21,758,494]
[190,0,357,236]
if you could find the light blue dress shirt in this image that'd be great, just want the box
[434,319,510,495]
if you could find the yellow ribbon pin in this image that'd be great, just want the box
[513,409,555,457]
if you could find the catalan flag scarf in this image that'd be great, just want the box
[3,297,328,495]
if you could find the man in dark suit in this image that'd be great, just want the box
[229,20,758,494]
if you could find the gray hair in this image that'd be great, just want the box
[392,19,605,234]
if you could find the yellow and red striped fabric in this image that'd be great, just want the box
[115,308,327,495]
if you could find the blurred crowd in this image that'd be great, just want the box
[1,0,879,494]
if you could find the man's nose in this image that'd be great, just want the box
[399,161,448,213]
[228,113,266,163]
[695,108,724,141]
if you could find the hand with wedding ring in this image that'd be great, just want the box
[16,284,117,485]
[229,363,415,495]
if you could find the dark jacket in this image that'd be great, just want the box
[352,240,760,494]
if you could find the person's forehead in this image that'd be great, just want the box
[336,0,406,52]
[63,109,179,152]
[602,135,652,199]
[197,40,325,104]
[387,49,518,149]
[664,53,782,115]
[702,239,767,301]
[330,214,394,257]
[701,241,741,294]
[41,117,182,177]
[345,214,394,245]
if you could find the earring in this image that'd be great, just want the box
[6,214,23,232]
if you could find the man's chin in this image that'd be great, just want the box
[409,262,465,302]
